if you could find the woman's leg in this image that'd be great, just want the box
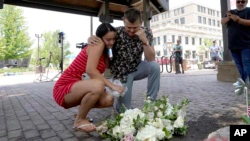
[64,79,105,132]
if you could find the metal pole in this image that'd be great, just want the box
[61,35,64,72]
[35,34,43,61]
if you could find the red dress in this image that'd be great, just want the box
[53,46,106,108]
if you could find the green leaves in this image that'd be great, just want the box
[241,115,250,124]
[0,5,32,61]
[174,125,188,136]
[133,115,148,130]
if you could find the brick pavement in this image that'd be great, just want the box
[0,70,246,141]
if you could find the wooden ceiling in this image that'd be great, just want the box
[3,0,169,20]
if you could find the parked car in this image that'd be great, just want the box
[203,60,215,69]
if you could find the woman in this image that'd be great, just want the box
[53,23,124,133]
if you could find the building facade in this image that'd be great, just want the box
[150,2,223,62]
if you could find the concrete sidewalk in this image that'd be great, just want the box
[0,70,246,141]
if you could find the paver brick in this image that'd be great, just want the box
[51,124,66,131]
[40,129,57,139]
[21,123,37,131]
[8,129,22,139]
[36,124,50,131]
[44,136,61,141]
[56,130,74,139]
[7,123,21,131]
[0,71,246,141]
[0,137,8,141]
[24,130,40,139]
[0,130,7,137]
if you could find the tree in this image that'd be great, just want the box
[31,30,71,70]
[198,38,213,53]
[0,5,32,61]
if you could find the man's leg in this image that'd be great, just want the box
[175,57,180,74]
[114,61,160,110]
[180,58,184,74]
[231,50,244,80]
[241,49,250,81]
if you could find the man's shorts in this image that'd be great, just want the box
[212,56,218,61]
[175,57,183,64]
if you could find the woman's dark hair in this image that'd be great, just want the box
[96,23,116,39]
[95,23,116,61]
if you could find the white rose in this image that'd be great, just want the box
[173,116,184,128]
[136,125,165,141]
[177,109,186,117]
[160,104,164,109]
[157,111,163,118]
[147,112,154,119]
[154,106,158,111]
[165,104,173,116]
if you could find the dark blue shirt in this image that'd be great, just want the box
[227,8,250,50]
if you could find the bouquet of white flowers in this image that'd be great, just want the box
[96,96,189,141]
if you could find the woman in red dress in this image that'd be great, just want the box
[53,23,124,132]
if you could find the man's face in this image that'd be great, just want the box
[124,18,141,37]
[177,40,180,45]
[236,0,248,11]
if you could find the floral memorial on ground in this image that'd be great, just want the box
[96,96,189,141]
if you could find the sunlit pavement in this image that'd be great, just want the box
[0,69,245,141]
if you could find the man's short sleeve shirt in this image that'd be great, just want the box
[110,26,153,81]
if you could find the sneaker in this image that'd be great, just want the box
[233,80,240,86]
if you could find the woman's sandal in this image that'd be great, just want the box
[72,123,96,133]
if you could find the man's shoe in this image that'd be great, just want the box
[233,80,240,86]
[182,71,184,74]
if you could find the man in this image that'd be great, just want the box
[210,40,220,70]
[221,0,250,84]
[89,8,160,111]
[173,39,184,74]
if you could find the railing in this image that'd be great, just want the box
[155,54,175,73]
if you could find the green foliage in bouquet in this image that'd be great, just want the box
[233,77,250,125]
[241,115,250,124]
[96,96,190,141]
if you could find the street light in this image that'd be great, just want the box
[35,34,43,61]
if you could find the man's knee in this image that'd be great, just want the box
[149,61,160,72]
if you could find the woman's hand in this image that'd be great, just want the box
[111,84,124,94]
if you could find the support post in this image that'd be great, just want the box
[0,0,3,9]
[143,0,150,27]
[217,0,240,82]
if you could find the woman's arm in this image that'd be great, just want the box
[86,44,115,90]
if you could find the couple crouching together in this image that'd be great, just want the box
[53,8,160,133]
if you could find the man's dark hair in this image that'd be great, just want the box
[123,8,141,23]
[96,23,116,39]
